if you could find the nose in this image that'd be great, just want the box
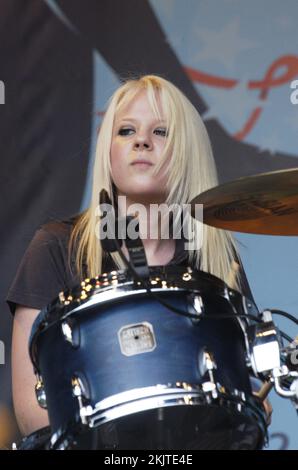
[133,131,152,151]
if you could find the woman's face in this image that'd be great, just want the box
[110,91,170,205]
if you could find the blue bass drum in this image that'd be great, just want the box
[29,267,267,450]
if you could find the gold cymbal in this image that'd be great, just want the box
[190,167,298,235]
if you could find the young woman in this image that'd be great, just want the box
[8,75,258,438]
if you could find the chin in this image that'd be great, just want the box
[129,193,167,205]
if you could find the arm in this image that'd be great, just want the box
[12,305,49,436]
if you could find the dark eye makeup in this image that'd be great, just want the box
[154,128,168,137]
[118,126,168,137]
[118,127,134,136]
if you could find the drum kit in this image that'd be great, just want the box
[15,168,298,450]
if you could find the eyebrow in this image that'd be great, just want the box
[115,117,167,125]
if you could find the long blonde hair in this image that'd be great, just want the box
[70,75,241,290]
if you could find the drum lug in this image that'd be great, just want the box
[233,389,246,413]
[189,294,204,323]
[61,319,80,348]
[193,295,203,314]
[71,375,90,425]
[200,350,218,398]
[61,321,73,344]
[35,376,47,409]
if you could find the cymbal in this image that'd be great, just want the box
[190,167,298,235]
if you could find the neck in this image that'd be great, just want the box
[117,195,175,265]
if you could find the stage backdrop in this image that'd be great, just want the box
[0,0,297,449]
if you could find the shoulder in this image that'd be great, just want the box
[6,215,83,314]
[35,214,82,245]
[23,214,84,263]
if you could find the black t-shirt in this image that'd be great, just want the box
[6,218,254,314]
[7,218,193,314]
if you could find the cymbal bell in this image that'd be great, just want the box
[190,167,298,236]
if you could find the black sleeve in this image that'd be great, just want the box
[6,227,72,314]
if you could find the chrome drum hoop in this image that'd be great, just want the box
[77,382,268,436]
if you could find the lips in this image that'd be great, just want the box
[131,159,153,166]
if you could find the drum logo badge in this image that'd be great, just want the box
[118,322,156,356]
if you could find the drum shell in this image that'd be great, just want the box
[33,290,252,434]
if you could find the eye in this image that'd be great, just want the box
[154,127,168,137]
[118,127,135,136]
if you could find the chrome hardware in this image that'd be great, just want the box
[272,366,298,399]
[71,375,89,425]
[233,388,246,401]
[71,382,256,429]
[290,379,298,411]
[189,294,204,323]
[35,376,47,409]
[261,309,273,323]
[61,319,80,348]
[233,389,246,412]
[200,350,217,379]
[199,350,218,398]
[248,319,281,374]
[284,337,298,371]
[182,272,192,281]
[201,381,217,393]
[193,295,203,315]
[247,312,298,413]
[61,321,73,344]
